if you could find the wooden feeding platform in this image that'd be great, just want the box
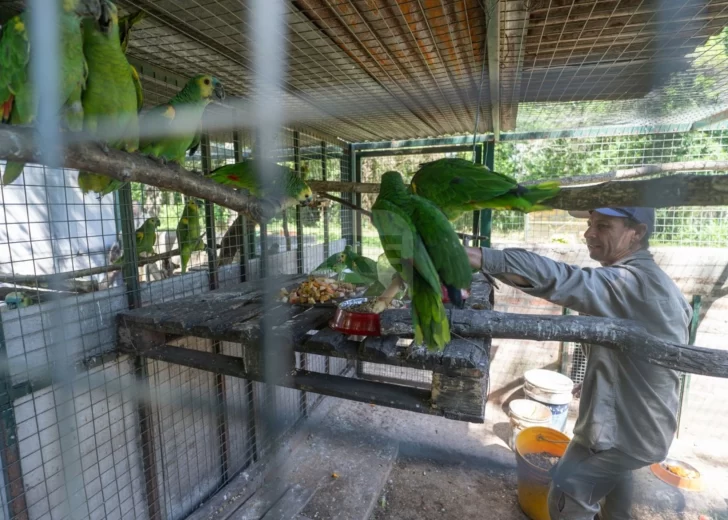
[116,274,493,423]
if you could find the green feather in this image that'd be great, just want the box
[77,0,140,197]
[372,171,471,351]
[409,158,560,221]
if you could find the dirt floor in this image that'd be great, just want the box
[372,456,527,520]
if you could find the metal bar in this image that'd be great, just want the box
[118,184,142,309]
[321,141,330,261]
[259,222,268,279]
[677,295,702,438]
[352,135,490,151]
[0,314,29,520]
[472,144,483,243]
[294,131,305,275]
[134,356,162,520]
[233,129,250,283]
[560,307,572,376]
[355,153,363,255]
[487,0,501,140]
[202,135,219,291]
[341,145,354,247]
[357,145,479,158]
[201,134,230,483]
[479,142,494,247]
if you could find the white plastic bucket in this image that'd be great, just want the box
[523,369,574,433]
[508,399,552,451]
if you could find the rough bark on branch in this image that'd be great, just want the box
[0,126,291,222]
[546,174,728,210]
[313,174,728,209]
[523,160,728,187]
[379,309,728,378]
[308,180,380,194]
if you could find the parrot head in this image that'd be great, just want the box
[297,185,313,206]
[192,75,226,103]
[380,171,407,195]
[149,217,161,228]
[95,0,118,35]
[68,0,103,19]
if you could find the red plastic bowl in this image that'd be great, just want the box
[329,298,382,336]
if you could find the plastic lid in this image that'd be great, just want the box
[508,399,552,422]
[524,369,574,393]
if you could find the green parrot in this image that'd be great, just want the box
[409,158,560,221]
[4,291,33,309]
[77,0,143,198]
[372,171,472,351]
[176,199,204,274]
[1,0,102,186]
[139,74,225,164]
[207,159,314,207]
[114,216,160,264]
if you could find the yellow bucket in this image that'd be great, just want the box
[514,426,570,520]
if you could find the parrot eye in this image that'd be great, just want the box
[204,78,211,85]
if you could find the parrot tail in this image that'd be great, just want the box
[517,181,560,212]
[411,274,450,351]
[1,96,13,123]
[2,162,26,186]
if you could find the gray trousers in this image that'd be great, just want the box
[547,441,648,520]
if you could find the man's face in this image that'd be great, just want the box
[583,212,642,266]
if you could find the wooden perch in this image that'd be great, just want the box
[308,180,380,194]
[379,309,728,379]
[0,126,292,222]
[526,160,728,187]
[312,174,728,209]
[546,174,728,210]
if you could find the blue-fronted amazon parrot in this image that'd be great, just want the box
[1,0,102,186]
[114,216,159,264]
[139,74,225,164]
[176,199,204,274]
[409,158,560,221]
[4,291,33,309]
[372,171,472,351]
[77,0,143,197]
[207,159,313,207]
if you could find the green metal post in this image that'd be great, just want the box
[676,295,701,438]
[233,129,250,282]
[293,131,305,275]
[322,141,330,261]
[479,142,494,247]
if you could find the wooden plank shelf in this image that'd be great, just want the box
[116,274,493,423]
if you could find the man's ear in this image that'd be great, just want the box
[634,223,648,242]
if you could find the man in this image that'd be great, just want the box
[466,207,692,520]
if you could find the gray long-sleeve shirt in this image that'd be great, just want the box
[481,247,692,463]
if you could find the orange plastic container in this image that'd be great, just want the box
[514,426,570,520]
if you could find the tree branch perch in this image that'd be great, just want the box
[379,309,728,378]
[0,126,293,222]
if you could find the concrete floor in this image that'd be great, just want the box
[190,391,728,520]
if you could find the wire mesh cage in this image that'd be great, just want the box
[1,0,728,518]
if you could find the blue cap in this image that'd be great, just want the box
[592,207,655,236]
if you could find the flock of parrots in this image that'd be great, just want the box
[0,0,561,350]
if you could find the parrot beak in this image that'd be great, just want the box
[213,83,226,101]
[98,0,114,32]
[76,0,102,20]
[300,195,313,207]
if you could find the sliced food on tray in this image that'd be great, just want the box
[279,277,358,304]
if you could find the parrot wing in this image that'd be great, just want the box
[0,13,31,124]
[371,199,440,294]
[138,103,177,151]
[410,195,472,305]
[130,64,143,111]
[187,123,202,157]
[207,161,261,195]
[313,251,345,273]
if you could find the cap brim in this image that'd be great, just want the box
[568,210,591,219]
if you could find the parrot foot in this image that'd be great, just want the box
[147,154,167,165]
[371,298,388,314]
